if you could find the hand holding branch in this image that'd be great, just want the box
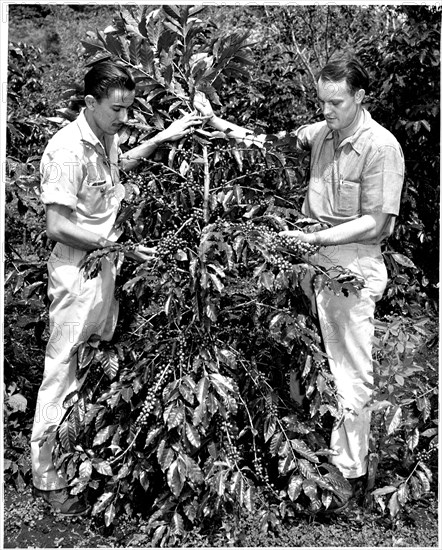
[157,111,210,142]
[126,245,157,263]
[193,91,215,119]
[279,229,317,244]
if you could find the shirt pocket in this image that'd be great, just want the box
[337,179,360,216]
[81,180,112,216]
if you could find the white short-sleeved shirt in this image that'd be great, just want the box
[40,109,123,241]
[296,109,405,244]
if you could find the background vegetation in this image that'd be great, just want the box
[4,4,439,548]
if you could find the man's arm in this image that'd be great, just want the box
[281,212,393,246]
[46,204,155,261]
[120,112,209,171]
[193,92,266,146]
[46,204,113,250]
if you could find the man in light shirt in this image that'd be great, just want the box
[195,53,404,512]
[32,61,206,515]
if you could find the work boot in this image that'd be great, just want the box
[33,487,90,516]
[320,475,367,515]
[349,474,367,504]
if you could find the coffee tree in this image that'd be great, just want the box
[33,5,434,543]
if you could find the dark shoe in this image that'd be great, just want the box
[349,474,367,503]
[321,495,351,515]
[320,475,366,515]
[33,487,90,516]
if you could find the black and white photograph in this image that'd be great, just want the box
[2,1,440,548]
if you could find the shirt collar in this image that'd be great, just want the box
[324,109,371,154]
[76,108,112,154]
[346,109,372,154]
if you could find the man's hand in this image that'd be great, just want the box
[158,112,209,143]
[279,230,317,244]
[193,91,214,119]
[126,245,157,263]
[193,91,265,145]
[120,112,209,171]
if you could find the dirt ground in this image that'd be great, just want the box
[3,482,439,549]
[3,485,118,549]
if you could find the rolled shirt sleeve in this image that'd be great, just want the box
[40,148,84,211]
[361,144,405,216]
[295,121,324,151]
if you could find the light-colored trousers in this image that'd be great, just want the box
[302,243,387,479]
[31,243,118,490]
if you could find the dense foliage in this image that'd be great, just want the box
[4,4,439,546]
[357,5,440,313]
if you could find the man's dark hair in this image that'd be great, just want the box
[84,62,136,100]
[317,54,369,95]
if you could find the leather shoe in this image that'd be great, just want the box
[321,475,367,515]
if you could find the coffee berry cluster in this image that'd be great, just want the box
[270,254,293,272]
[136,359,173,427]
[122,238,141,252]
[253,454,270,484]
[416,445,437,463]
[120,171,166,202]
[157,233,187,259]
[219,220,319,261]
[182,171,202,193]
[277,233,319,256]
[265,398,279,417]
[176,332,190,374]
[221,414,241,463]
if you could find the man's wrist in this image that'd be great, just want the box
[208,114,220,128]
[150,134,163,147]
[310,232,321,246]
[97,236,112,249]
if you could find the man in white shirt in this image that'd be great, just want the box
[32,61,206,515]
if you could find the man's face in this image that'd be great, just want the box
[88,87,136,137]
[316,78,362,132]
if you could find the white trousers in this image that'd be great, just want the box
[31,243,118,490]
[304,243,387,479]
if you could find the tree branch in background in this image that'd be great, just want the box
[290,29,318,89]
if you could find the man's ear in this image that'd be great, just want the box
[84,94,97,110]
[355,89,365,104]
